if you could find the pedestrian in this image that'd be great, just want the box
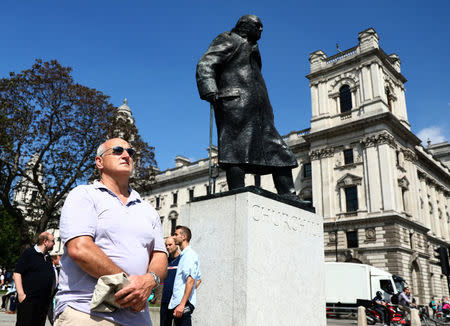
[54,138,168,326]
[372,291,390,326]
[169,226,201,326]
[47,255,61,325]
[160,236,181,326]
[1,280,16,312]
[13,232,55,326]
[430,296,437,318]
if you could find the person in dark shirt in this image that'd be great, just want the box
[372,291,390,326]
[13,232,55,326]
[160,236,181,326]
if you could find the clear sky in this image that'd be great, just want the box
[1,0,449,170]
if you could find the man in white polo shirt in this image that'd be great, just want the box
[54,138,167,326]
[169,226,201,326]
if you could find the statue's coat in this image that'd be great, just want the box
[196,31,298,174]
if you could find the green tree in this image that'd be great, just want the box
[0,60,157,249]
[0,208,22,270]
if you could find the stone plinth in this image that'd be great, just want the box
[180,187,326,326]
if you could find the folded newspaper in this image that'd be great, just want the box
[90,272,130,313]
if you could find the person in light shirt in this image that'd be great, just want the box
[169,226,201,326]
[54,138,167,326]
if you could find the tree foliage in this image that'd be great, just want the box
[0,59,157,249]
[0,208,22,270]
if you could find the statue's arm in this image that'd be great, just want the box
[196,33,237,101]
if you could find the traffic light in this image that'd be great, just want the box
[434,246,450,276]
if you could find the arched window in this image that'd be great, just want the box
[339,85,352,113]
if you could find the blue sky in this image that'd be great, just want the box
[1,0,449,170]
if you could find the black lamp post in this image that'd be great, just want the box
[211,163,219,194]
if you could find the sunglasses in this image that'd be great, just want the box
[100,146,136,158]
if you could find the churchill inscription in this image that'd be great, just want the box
[251,204,322,237]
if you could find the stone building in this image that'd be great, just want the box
[142,28,450,304]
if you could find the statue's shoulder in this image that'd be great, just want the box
[213,31,242,47]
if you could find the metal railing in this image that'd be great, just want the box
[326,46,358,64]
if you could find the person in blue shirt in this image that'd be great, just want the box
[169,226,202,326]
[160,236,181,326]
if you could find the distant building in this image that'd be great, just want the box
[142,28,450,304]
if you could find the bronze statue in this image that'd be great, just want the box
[196,15,304,202]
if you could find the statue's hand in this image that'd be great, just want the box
[204,92,218,105]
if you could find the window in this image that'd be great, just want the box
[380,280,395,295]
[169,211,178,235]
[343,149,354,165]
[189,189,194,201]
[303,163,311,178]
[345,186,358,212]
[171,218,177,236]
[346,230,358,248]
[155,197,160,209]
[160,216,164,226]
[339,85,352,113]
[172,192,178,206]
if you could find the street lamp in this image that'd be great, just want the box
[211,163,219,194]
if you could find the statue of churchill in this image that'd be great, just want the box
[196,15,306,203]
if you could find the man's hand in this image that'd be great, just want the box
[174,303,185,318]
[114,274,155,312]
[18,293,26,303]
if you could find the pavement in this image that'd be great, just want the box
[0,314,357,326]
[0,311,51,326]
[327,318,357,325]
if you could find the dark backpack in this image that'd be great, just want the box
[429,301,434,308]
[391,293,400,304]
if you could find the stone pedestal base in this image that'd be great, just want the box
[180,188,326,326]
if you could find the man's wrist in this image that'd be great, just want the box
[147,271,160,287]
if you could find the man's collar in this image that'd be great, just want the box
[93,180,141,202]
[34,244,43,254]
[180,245,191,255]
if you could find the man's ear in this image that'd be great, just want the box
[95,156,104,170]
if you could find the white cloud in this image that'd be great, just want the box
[417,126,447,145]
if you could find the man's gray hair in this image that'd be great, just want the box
[96,143,105,157]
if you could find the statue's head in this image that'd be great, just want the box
[232,15,263,43]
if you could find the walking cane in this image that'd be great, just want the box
[208,102,214,195]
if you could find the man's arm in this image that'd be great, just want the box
[115,251,168,312]
[13,273,26,303]
[173,276,195,318]
[66,236,122,278]
[196,33,236,100]
[196,279,202,289]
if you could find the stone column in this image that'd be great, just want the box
[430,183,441,238]
[403,149,420,221]
[311,152,323,217]
[310,147,334,217]
[370,62,382,99]
[361,65,373,101]
[311,83,319,117]
[361,132,397,213]
[377,142,397,211]
[419,174,431,230]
